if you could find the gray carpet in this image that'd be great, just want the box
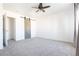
[0,37,76,56]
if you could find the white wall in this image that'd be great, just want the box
[15,17,25,41]
[0,4,3,49]
[35,5,74,43]
[31,20,37,38]
[0,15,3,49]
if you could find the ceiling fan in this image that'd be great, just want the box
[32,3,50,12]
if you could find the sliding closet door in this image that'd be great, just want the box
[0,15,3,49]
[15,17,25,41]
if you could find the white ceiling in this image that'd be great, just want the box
[3,3,74,18]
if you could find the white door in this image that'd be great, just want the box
[15,17,25,41]
[0,15,3,49]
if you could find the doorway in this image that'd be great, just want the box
[24,17,31,39]
[3,15,16,47]
[8,17,15,40]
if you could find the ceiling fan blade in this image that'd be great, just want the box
[36,10,39,12]
[39,3,43,8]
[32,7,38,9]
[42,6,50,9]
[41,9,45,12]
